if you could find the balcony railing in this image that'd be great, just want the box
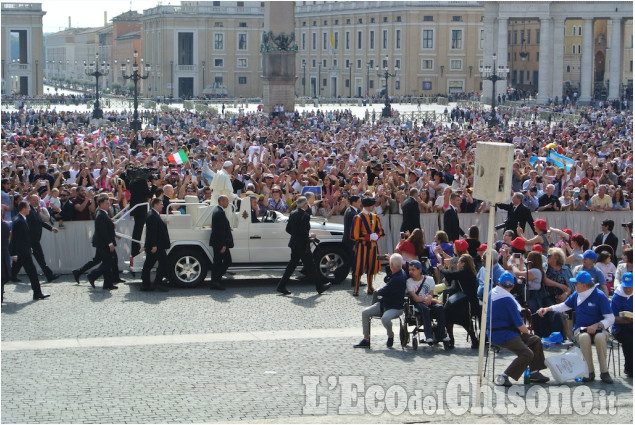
[176,65,196,72]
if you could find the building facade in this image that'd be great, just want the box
[1,2,46,96]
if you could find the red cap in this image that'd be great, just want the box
[562,228,573,238]
[477,243,488,251]
[532,244,546,253]
[454,239,469,253]
[534,219,548,232]
[511,237,526,251]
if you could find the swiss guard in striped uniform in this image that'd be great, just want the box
[351,197,385,296]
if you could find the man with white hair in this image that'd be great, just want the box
[537,184,561,211]
[354,253,407,349]
[210,160,236,205]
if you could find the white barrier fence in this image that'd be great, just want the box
[37,211,632,273]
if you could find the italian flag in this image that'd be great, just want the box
[167,150,188,165]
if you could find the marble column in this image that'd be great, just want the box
[579,18,594,104]
[551,17,566,102]
[482,15,496,106]
[608,18,622,100]
[537,17,553,104]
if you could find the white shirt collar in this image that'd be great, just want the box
[576,286,596,305]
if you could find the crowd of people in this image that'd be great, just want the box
[1,99,632,382]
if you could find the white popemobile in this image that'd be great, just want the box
[116,195,349,287]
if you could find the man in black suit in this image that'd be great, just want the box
[443,192,464,242]
[400,188,422,234]
[342,195,361,281]
[2,220,11,302]
[593,219,619,265]
[141,198,170,292]
[9,202,49,300]
[277,196,331,295]
[495,192,536,234]
[11,195,60,283]
[87,197,118,290]
[128,175,152,258]
[209,195,233,290]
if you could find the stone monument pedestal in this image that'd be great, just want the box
[262,51,296,114]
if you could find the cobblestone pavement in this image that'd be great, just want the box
[2,272,633,423]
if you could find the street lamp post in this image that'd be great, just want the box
[317,63,321,98]
[302,62,306,97]
[121,50,151,132]
[479,53,509,127]
[348,62,352,98]
[84,52,110,119]
[366,61,372,98]
[34,60,38,95]
[170,60,174,100]
[376,56,397,118]
[201,60,206,96]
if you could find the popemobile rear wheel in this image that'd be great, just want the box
[168,248,209,287]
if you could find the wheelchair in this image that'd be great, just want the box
[399,295,451,350]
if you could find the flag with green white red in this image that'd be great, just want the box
[167,150,188,165]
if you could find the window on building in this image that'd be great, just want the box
[452,16,462,22]
[178,32,194,65]
[345,31,350,50]
[527,29,531,44]
[238,33,247,50]
[396,16,401,22]
[302,33,306,50]
[369,30,375,49]
[334,20,338,25]
[421,59,433,70]
[578,26,582,36]
[536,52,539,61]
[214,58,223,67]
[396,29,401,49]
[395,80,400,90]
[215,76,223,85]
[214,22,223,27]
[423,15,433,22]
[479,29,485,49]
[451,30,462,49]
[357,59,362,69]
[345,59,350,68]
[370,80,374,88]
[312,21,316,26]
[302,21,306,27]
[323,59,327,67]
[536,29,540,44]
[422,29,433,48]
[370,18,375,23]
[238,22,247,27]
[383,17,388,23]
[508,30,511,45]
[312,59,316,67]
[578,44,581,54]
[358,18,362,24]
[345,79,350,88]
[630,60,633,72]
[213,1,220,5]
[382,30,388,49]
[323,33,327,50]
[395,59,401,69]
[346,19,350,24]
[572,26,576,36]
[572,45,576,54]
[382,58,388,68]
[312,32,317,50]
[513,30,518,45]
[333,59,337,66]
[334,32,339,49]
[214,33,224,50]
[422,81,432,90]
[237,58,247,68]
[324,20,327,25]
[566,65,570,73]
[238,77,247,84]
[357,31,362,49]
[237,1,244,7]
[322,78,327,86]
[450,59,462,70]
[369,59,374,68]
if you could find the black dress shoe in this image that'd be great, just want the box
[104,285,118,290]
[33,293,51,300]
[277,286,291,295]
[72,269,81,284]
[87,275,96,288]
[316,282,331,294]
[387,337,394,348]
[114,278,127,284]
[47,274,61,283]
[354,338,370,348]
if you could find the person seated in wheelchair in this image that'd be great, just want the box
[384,229,426,279]
[406,260,451,345]
[354,254,407,349]
[538,271,616,384]
[487,272,550,387]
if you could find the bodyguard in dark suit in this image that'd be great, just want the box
[128,176,152,258]
[593,219,619,265]
[12,195,59,282]
[496,192,536,234]
[342,195,361,276]
[277,196,331,295]
[443,193,465,242]
[141,198,170,292]
[2,220,12,302]
[209,195,233,290]
[87,197,117,290]
[400,188,422,233]
[9,202,49,300]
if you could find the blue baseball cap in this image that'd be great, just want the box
[570,271,593,284]
[582,250,598,261]
[498,272,515,287]
[622,272,633,288]
[409,260,422,270]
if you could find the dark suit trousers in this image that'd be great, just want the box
[142,248,168,288]
[131,212,146,258]
[501,333,547,380]
[89,247,114,288]
[211,246,232,281]
[12,240,53,280]
[343,240,355,274]
[15,252,43,296]
[78,249,120,280]
[279,245,321,287]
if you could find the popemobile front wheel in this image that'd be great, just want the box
[313,245,349,284]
